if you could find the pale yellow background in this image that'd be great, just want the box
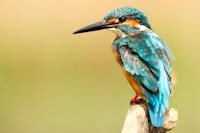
[0,0,199,132]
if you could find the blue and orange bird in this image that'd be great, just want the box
[73,7,175,127]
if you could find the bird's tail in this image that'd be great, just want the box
[147,100,166,127]
[141,88,169,127]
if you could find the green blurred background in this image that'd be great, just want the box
[0,0,199,132]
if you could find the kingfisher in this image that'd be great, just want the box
[73,6,175,127]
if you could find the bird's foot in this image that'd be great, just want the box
[130,96,144,105]
[130,95,139,104]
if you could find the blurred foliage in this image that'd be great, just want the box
[0,0,200,132]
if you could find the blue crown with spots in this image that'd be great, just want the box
[104,6,151,29]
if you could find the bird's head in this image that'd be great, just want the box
[73,7,151,37]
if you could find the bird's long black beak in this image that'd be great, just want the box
[73,20,116,34]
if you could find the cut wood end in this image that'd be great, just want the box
[122,101,178,133]
[164,108,178,129]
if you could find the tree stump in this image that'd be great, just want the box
[121,100,178,133]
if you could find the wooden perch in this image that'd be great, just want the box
[121,100,178,133]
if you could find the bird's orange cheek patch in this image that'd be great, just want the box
[107,18,117,23]
[124,20,140,28]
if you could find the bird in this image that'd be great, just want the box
[73,6,175,127]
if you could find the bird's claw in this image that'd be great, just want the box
[130,96,144,104]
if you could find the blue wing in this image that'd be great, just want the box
[113,30,174,127]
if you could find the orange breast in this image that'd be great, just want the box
[112,48,145,99]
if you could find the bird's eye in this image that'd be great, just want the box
[118,16,127,22]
